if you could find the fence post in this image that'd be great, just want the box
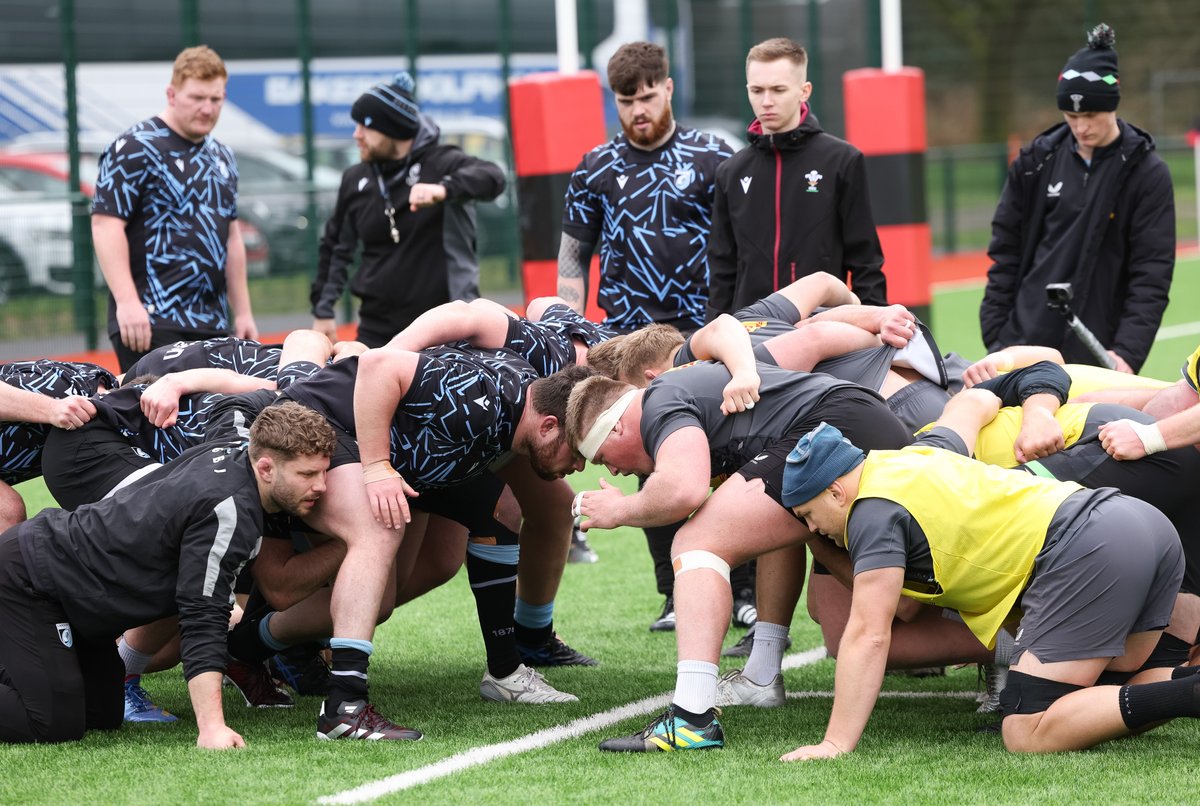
[941,151,956,254]
[60,0,96,349]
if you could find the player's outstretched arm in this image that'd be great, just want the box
[384,298,515,353]
[774,271,859,317]
[139,369,274,428]
[687,314,760,414]
[354,349,421,529]
[0,381,96,429]
[782,566,903,761]
[189,671,245,749]
[934,388,1002,455]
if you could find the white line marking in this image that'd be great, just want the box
[1155,321,1200,342]
[318,647,827,805]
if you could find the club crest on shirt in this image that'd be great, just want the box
[56,622,73,648]
[406,163,422,186]
[358,177,370,192]
[805,170,823,193]
[674,164,695,190]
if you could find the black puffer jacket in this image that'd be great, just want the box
[979,120,1174,372]
[707,108,886,320]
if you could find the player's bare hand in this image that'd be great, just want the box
[196,725,246,750]
[363,462,417,529]
[962,353,1013,388]
[780,739,845,762]
[312,318,338,342]
[49,395,97,430]
[878,305,917,348]
[234,314,258,342]
[720,369,761,415]
[1099,419,1148,461]
[576,478,625,531]
[1014,408,1065,464]
[408,182,447,211]
[140,375,185,428]
[116,300,152,354]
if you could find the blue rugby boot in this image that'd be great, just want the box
[599,706,724,752]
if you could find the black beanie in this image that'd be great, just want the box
[1057,24,1119,113]
[351,72,420,140]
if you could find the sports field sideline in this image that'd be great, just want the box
[3,254,1198,805]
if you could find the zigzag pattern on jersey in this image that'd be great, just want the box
[138,337,282,380]
[93,119,238,332]
[98,385,229,465]
[0,360,118,484]
[564,130,733,329]
[388,349,537,491]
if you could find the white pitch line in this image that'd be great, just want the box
[1155,320,1200,342]
[318,646,827,805]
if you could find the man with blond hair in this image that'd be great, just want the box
[708,37,886,316]
[93,45,258,371]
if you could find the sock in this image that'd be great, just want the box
[227,611,280,664]
[466,543,520,678]
[1171,665,1200,680]
[117,636,153,681]
[743,622,789,685]
[326,638,372,710]
[258,612,288,652]
[993,628,1015,667]
[1118,674,1200,730]
[672,659,719,716]
[513,598,555,647]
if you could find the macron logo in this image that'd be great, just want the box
[115,137,127,152]
[616,175,628,190]
[1047,181,1063,198]
[740,176,752,194]
[358,177,369,192]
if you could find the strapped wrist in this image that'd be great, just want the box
[362,459,401,484]
[1126,420,1167,455]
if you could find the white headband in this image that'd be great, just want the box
[579,389,638,461]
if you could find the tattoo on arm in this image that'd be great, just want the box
[557,233,594,279]
[558,286,582,304]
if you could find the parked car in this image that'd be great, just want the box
[0,152,269,301]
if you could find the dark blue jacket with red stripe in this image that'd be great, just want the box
[706,108,887,320]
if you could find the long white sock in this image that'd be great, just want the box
[673,660,719,715]
[743,622,789,685]
[118,635,153,680]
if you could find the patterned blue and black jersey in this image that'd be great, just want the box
[92,116,239,337]
[92,384,228,464]
[124,337,283,382]
[496,305,615,377]
[0,360,118,484]
[283,349,538,491]
[562,126,734,333]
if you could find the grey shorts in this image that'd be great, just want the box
[886,378,951,433]
[1013,492,1184,664]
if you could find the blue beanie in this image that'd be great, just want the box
[781,422,865,508]
[352,72,420,140]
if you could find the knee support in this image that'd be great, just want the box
[998,670,1084,717]
[672,550,731,583]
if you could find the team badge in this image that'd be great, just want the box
[358,177,370,192]
[56,622,73,648]
[805,170,823,193]
[741,320,768,333]
[674,164,695,190]
[406,163,422,186]
[1070,93,1084,112]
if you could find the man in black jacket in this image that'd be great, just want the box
[979,24,1174,374]
[707,37,887,319]
[0,402,336,747]
[310,72,506,347]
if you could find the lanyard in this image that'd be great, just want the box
[372,164,403,244]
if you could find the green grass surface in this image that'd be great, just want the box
[6,261,1200,804]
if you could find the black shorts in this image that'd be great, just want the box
[41,421,159,511]
[411,474,518,545]
[737,387,914,517]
